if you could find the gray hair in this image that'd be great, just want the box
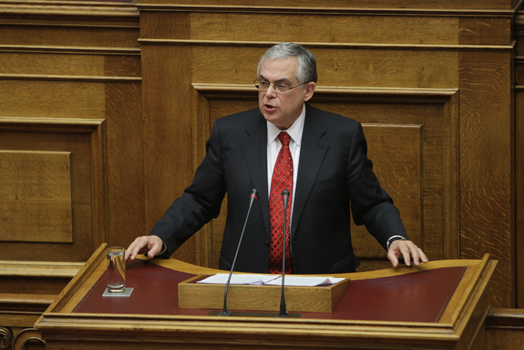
[257,43,318,84]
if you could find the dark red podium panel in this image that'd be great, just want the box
[74,259,466,323]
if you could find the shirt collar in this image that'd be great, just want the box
[267,103,306,146]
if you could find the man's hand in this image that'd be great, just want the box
[387,240,428,268]
[125,235,164,261]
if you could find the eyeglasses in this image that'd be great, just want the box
[254,78,308,94]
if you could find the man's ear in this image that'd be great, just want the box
[303,82,316,102]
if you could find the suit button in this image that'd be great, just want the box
[265,241,269,246]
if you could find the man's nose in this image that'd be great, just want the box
[266,84,277,97]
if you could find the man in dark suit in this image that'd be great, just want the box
[126,43,428,273]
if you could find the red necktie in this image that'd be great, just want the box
[269,132,293,274]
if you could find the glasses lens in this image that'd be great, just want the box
[259,81,270,90]
[254,79,301,94]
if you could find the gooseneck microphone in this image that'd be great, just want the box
[277,189,290,318]
[218,188,258,316]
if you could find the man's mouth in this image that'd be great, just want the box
[265,104,277,111]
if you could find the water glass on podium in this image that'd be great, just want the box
[107,247,126,293]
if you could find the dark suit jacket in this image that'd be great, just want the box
[151,103,408,274]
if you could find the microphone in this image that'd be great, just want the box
[218,188,258,316]
[277,189,290,318]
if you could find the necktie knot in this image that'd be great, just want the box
[278,132,291,146]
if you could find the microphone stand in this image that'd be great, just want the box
[218,189,257,316]
[277,189,290,318]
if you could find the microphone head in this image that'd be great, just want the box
[250,188,258,199]
[282,189,290,198]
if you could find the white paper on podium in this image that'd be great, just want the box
[264,276,345,287]
[197,274,345,287]
[197,274,279,285]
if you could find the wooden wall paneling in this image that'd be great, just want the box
[515,8,524,309]
[459,17,513,46]
[90,114,108,254]
[0,2,143,347]
[517,86,524,308]
[0,52,105,76]
[0,150,73,243]
[458,49,514,308]
[0,61,143,257]
[0,0,142,259]
[190,45,459,89]
[141,41,199,263]
[443,91,462,261]
[105,80,145,248]
[0,118,104,262]
[469,323,487,350]
[0,79,105,119]
[188,13,460,45]
[0,23,139,49]
[486,308,524,349]
[139,11,191,40]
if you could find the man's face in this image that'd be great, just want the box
[258,57,316,130]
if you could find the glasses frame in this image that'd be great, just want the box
[254,78,308,94]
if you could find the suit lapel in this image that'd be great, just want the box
[292,105,329,238]
[241,112,271,237]
[239,105,330,239]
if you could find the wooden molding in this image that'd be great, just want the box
[12,328,45,350]
[0,73,141,83]
[0,116,104,133]
[0,261,83,278]
[138,38,516,51]
[487,308,524,327]
[0,327,13,350]
[0,0,139,19]
[136,3,518,17]
[192,82,458,104]
[0,44,141,55]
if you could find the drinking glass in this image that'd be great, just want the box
[107,247,126,293]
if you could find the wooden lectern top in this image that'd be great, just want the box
[35,244,497,350]
[71,257,466,323]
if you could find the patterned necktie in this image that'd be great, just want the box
[268,132,293,274]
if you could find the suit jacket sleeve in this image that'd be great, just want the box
[347,122,408,250]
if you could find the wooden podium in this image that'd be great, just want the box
[35,244,496,350]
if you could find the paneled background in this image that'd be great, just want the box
[0,0,523,348]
